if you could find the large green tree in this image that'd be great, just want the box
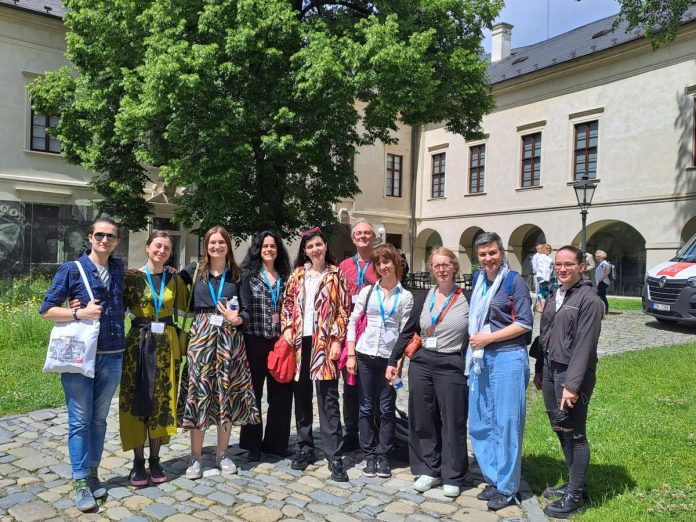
[615,0,695,47]
[30,0,502,237]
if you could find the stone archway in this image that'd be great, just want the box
[508,224,546,276]
[572,220,646,296]
[459,227,485,274]
[681,216,696,245]
[414,228,443,272]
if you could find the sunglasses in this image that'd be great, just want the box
[93,233,119,243]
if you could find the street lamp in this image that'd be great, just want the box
[572,175,598,255]
[375,226,386,245]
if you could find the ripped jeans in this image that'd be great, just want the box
[542,358,596,494]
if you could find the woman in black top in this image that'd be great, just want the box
[179,226,259,479]
[239,230,293,460]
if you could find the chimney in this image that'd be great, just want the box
[491,22,513,62]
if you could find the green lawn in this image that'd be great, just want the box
[524,343,696,521]
[607,296,643,311]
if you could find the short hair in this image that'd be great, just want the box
[556,245,584,264]
[350,219,375,238]
[89,217,120,237]
[595,249,607,260]
[371,243,403,281]
[428,246,459,275]
[542,243,552,255]
[474,231,504,253]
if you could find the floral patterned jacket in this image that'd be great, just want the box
[280,264,350,381]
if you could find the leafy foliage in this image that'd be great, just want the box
[614,0,695,48]
[30,0,502,237]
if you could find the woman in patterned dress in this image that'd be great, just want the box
[120,231,188,486]
[281,227,350,482]
[180,226,260,479]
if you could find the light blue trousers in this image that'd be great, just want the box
[468,348,529,496]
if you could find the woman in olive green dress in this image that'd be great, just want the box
[120,231,188,486]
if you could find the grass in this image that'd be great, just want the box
[607,296,643,311]
[0,277,63,416]
[523,343,696,521]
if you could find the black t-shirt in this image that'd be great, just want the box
[180,262,246,322]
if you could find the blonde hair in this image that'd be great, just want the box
[542,243,552,255]
[595,249,607,260]
[428,247,459,275]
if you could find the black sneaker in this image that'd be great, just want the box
[543,483,590,501]
[148,456,167,484]
[290,448,315,471]
[129,458,147,487]
[262,446,293,459]
[477,484,498,501]
[376,457,391,478]
[88,468,107,499]
[338,435,360,454]
[328,458,349,482]
[544,492,586,519]
[362,458,377,477]
[487,491,520,511]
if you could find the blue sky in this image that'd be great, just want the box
[482,0,621,52]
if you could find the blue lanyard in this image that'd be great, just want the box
[429,287,456,327]
[261,269,281,310]
[353,255,370,288]
[144,265,167,321]
[376,284,401,324]
[207,270,227,306]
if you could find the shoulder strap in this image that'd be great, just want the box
[364,284,375,308]
[426,287,462,335]
[504,271,518,322]
[472,269,482,289]
[181,262,199,329]
[74,261,95,301]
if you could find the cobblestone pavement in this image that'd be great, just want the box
[0,310,691,522]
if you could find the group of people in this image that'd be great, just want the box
[41,218,603,520]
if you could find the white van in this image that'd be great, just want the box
[642,234,696,324]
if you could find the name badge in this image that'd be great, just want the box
[381,330,396,344]
[210,315,224,327]
[151,322,165,334]
[425,337,438,349]
[351,295,359,304]
[272,313,280,325]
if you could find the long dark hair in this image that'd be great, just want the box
[294,227,337,268]
[241,230,291,278]
[200,226,241,283]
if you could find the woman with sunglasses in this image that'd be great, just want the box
[119,231,188,486]
[238,230,293,461]
[345,243,413,479]
[179,226,259,479]
[281,227,350,481]
[387,247,470,498]
[40,218,125,511]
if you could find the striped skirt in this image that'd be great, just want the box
[181,313,260,431]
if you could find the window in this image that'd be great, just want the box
[431,153,445,198]
[521,133,542,187]
[573,120,598,179]
[469,145,485,193]
[30,111,61,153]
[386,154,402,197]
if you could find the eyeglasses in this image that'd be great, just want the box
[554,262,578,269]
[93,233,119,243]
[432,263,453,271]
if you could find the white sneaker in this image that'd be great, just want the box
[443,484,460,497]
[216,454,237,474]
[185,456,202,480]
[414,475,442,492]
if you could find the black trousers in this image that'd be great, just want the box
[408,348,469,486]
[239,335,293,453]
[357,353,396,458]
[292,336,343,461]
[342,367,360,439]
[597,282,609,314]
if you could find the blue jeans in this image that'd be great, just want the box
[61,354,123,479]
[469,348,529,496]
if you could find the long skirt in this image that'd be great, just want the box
[181,313,260,431]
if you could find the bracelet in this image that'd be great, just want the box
[72,308,79,320]
[347,354,356,358]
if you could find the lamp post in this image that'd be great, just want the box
[572,175,598,255]
[375,226,386,246]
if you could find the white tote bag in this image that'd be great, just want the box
[43,261,100,378]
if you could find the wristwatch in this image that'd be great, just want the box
[72,308,79,320]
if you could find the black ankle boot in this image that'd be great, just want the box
[148,456,167,484]
[129,458,147,487]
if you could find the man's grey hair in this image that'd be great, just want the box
[351,219,375,237]
[474,231,505,253]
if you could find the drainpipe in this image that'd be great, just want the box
[409,124,421,266]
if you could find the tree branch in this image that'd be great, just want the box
[299,0,373,18]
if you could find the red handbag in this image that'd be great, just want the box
[267,336,296,383]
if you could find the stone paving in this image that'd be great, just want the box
[0,310,692,522]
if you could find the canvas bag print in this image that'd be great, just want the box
[43,261,100,378]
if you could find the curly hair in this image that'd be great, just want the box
[240,230,291,278]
